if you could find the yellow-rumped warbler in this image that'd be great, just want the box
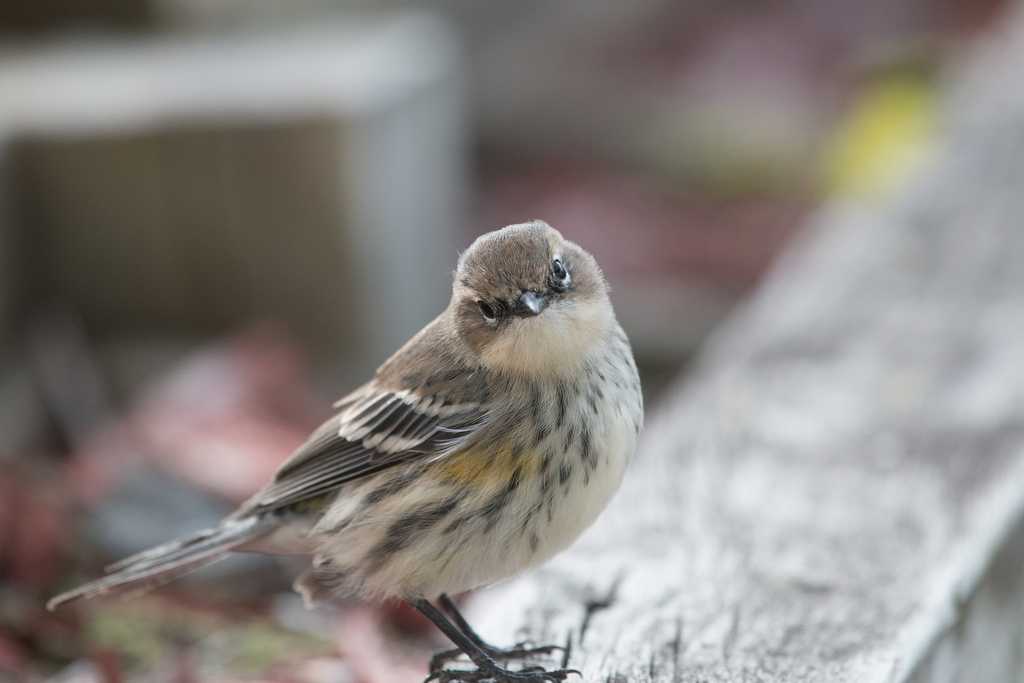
[49,221,643,683]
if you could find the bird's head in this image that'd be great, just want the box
[451,221,613,377]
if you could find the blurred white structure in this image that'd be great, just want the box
[0,13,467,373]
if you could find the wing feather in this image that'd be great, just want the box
[235,380,484,515]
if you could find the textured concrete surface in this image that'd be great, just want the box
[463,5,1024,682]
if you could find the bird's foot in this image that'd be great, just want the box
[430,643,564,672]
[426,663,579,683]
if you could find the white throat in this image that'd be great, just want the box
[481,296,613,378]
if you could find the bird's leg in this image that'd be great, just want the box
[429,594,564,672]
[411,599,578,683]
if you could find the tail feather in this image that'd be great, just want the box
[48,516,274,611]
[104,518,259,574]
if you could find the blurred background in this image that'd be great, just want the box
[0,0,1011,681]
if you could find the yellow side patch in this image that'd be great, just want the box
[290,497,326,514]
[435,440,540,486]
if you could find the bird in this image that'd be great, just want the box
[48,220,644,683]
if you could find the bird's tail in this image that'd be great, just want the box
[47,515,275,611]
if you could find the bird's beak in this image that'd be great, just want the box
[515,291,550,317]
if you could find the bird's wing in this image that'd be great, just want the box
[235,379,485,515]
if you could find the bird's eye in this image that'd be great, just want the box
[477,300,496,320]
[552,259,568,281]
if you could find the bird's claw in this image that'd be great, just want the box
[425,666,580,683]
[430,644,565,672]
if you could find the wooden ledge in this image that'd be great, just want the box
[467,5,1024,681]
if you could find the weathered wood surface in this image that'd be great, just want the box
[465,6,1024,683]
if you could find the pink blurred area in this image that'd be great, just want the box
[71,324,329,507]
